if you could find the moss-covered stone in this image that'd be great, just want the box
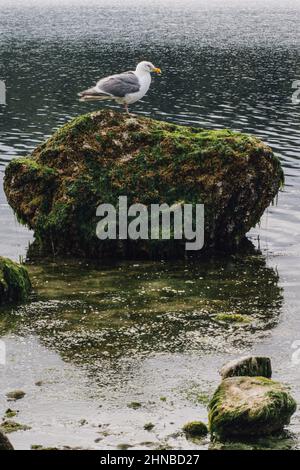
[4,409,18,419]
[0,258,31,305]
[182,421,208,437]
[4,110,284,259]
[0,430,14,450]
[209,377,296,438]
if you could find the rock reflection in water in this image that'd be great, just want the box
[0,248,283,386]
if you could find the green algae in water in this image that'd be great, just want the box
[127,402,142,410]
[215,313,251,323]
[0,251,288,451]
[0,250,283,386]
[0,420,31,434]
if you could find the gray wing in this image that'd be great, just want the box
[97,72,140,97]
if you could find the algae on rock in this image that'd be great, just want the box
[4,110,284,259]
[182,421,208,437]
[0,257,31,305]
[208,376,296,438]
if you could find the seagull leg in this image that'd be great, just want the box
[124,103,136,117]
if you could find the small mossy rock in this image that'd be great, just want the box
[220,356,272,379]
[182,421,208,437]
[4,110,284,259]
[6,390,26,401]
[0,430,14,450]
[209,376,297,438]
[0,257,31,305]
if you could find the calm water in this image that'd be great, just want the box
[0,0,300,450]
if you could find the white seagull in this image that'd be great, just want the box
[78,61,161,114]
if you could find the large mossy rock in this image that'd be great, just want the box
[4,110,283,259]
[209,377,297,438]
[0,257,31,305]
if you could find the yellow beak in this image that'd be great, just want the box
[153,67,161,74]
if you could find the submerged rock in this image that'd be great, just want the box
[209,376,296,438]
[220,356,272,379]
[144,422,155,431]
[182,421,208,437]
[4,110,283,259]
[0,430,14,450]
[0,257,31,305]
[6,390,26,401]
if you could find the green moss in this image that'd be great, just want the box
[31,445,60,450]
[4,109,284,260]
[215,313,251,323]
[0,259,31,305]
[4,409,18,419]
[182,421,208,437]
[209,377,297,438]
[197,393,211,405]
[0,420,31,434]
[127,402,142,410]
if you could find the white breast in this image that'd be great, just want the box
[125,72,151,104]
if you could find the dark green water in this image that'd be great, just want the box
[0,0,300,450]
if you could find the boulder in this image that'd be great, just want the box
[0,257,31,305]
[0,430,13,450]
[209,376,296,438]
[220,356,272,379]
[4,110,283,259]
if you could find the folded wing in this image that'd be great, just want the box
[79,72,141,101]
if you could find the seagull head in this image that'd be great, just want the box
[136,61,161,74]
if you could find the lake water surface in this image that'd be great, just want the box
[0,0,300,450]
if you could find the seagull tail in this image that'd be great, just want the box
[78,87,112,102]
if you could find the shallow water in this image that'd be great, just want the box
[0,0,300,450]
